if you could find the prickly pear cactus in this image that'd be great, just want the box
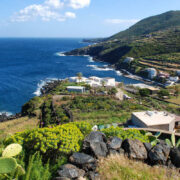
[16,164,25,176]
[0,157,17,174]
[2,143,22,157]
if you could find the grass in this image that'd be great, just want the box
[0,116,39,139]
[98,154,180,180]
[73,110,131,125]
[167,95,180,105]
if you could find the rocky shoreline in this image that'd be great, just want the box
[0,113,21,123]
[54,131,180,180]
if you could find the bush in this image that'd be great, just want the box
[4,123,84,156]
[139,88,151,97]
[72,122,92,136]
[158,89,170,98]
[102,127,150,143]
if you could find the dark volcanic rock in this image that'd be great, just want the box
[144,142,152,152]
[170,147,180,167]
[69,152,95,165]
[90,141,108,157]
[83,131,108,157]
[122,139,147,160]
[89,171,100,180]
[148,144,170,165]
[108,137,123,150]
[109,149,119,155]
[57,164,85,179]
[118,148,125,155]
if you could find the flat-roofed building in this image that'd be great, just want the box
[132,111,176,132]
[67,86,85,93]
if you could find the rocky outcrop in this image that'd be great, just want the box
[170,147,180,167]
[122,139,147,160]
[148,143,170,165]
[55,132,180,180]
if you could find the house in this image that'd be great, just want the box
[132,83,159,94]
[103,77,116,87]
[145,68,157,79]
[123,57,134,64]
[131,111,176,132]
[169,76,179,83]
[69,77,87,83]
[67,86,85,93]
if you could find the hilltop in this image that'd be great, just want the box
[65,11,180,75]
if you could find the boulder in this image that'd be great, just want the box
[89,171,100,180]
[109,149,119,155]
[118,148,125,155]
[122,139,147,160]
[90,141,108,157]
[83,131,108,157]
[170,147,180,167]
[107,137,123,150]
[143,142,152,152]
[69,152,95,165]
[148,143,170,165]
[57,164,85,179]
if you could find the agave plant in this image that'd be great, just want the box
[165,132,180,148]
[0,143,25,179]
[148,132,161,146]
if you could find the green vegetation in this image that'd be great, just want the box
[102,127,150,143]
[165,132,180,148]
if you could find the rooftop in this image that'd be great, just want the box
[132,111,175,126]
[67,86,85,90]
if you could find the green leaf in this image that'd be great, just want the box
[176,138,180,148]
[151,139,158,147]
[2,143,22,157]
[16,164,26,176]
[165,139,172,147]
[171,133,176,147]
[155,132,161,138]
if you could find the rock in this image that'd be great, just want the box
[69,152,95,165]
[122,139,147,160]
[109,149,119,155]
[170,147,180,167]
[90,141,108,157]
[54,178,71,180]
[144,143,152,152]
[57,164,85,179]
[148,144,170,165]
[83,162,97,171]
[118,148,125,155]
[108,137,123,150]
[89,171,100,180]
[83,131,108,157]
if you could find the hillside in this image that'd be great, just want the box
[65,11,180,74]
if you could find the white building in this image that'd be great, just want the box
[169,76,179,83]
[67,86,85,93]
[145,68,157,79]
[68,76,116,87]
[123,57,134,64]
[132,111,176,132]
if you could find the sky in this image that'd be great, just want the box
[0,0,180,38]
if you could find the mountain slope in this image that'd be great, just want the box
[110,10,180,40]
[65,11,180,74]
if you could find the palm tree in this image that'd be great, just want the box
[76,72,83,83]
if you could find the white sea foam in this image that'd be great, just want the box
[87,65,114,71]
[116,70,122,76]
[0,111,13,116]
[55,52,66,57]
[88,56,94,62]
[33,78,58,96]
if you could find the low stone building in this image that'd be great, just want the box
[131,111,176,132]
[67,86,85,93]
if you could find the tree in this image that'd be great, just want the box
[158,89,170,98]
[108,88,118,96]
[76,72,83,83]
[139,88,151,97]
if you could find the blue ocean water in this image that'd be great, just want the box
[0,38,141,114]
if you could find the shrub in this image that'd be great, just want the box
[72,122,92,136]
[102,127,150,143]
[139,88,151,97]
[158,89,170,98]
[4,123,84,156]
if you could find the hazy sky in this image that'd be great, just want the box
[0,0,180,37]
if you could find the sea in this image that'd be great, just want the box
[0,38,141,115]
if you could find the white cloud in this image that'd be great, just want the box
[45,0,64,9]
[105,19,139,25]
[68,0,91,9]
[11,0,91,22]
